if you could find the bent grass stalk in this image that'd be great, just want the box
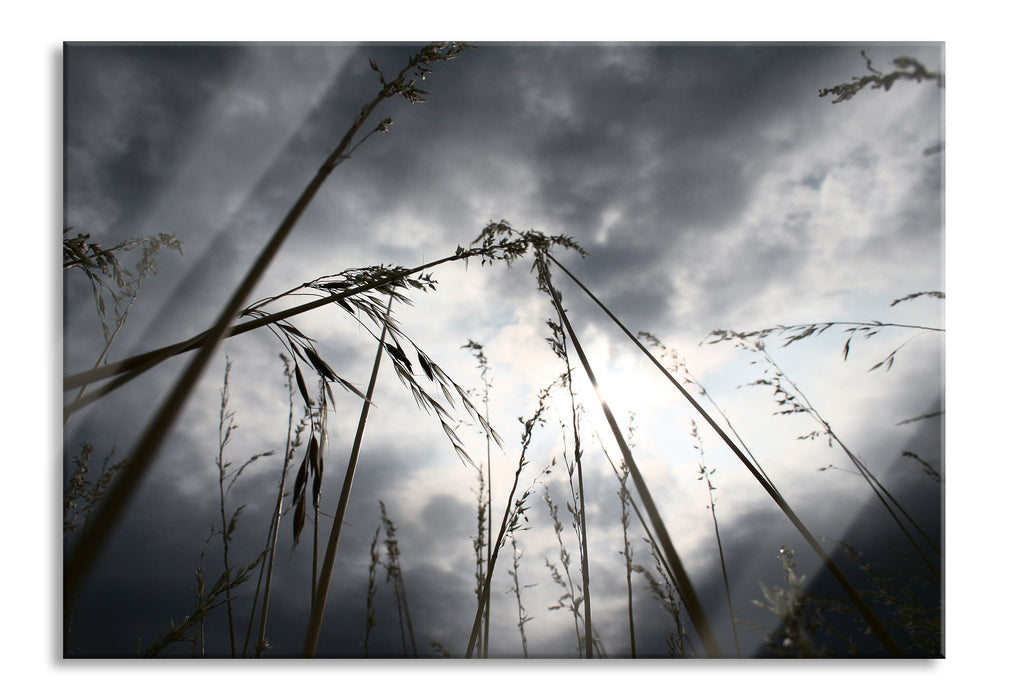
[534,252,724,658]
[638,331,780,498]
[62,227,579,404]
[545,251,904,658]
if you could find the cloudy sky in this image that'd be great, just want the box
[61,41,945,662]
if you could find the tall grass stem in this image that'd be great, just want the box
[547,252,905,657]
[538,256,723,658]
[302,297,393,657]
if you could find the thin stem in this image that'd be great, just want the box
[691,421,741,657]
[507,537,531,658]
[466,475,520,658]
[537,258,723,658]
[216,359,238,658]
[544,482,583,651]
[552,303,594,657]
[547,252,904,658]
[593,428,676,590]
[242,508,274,657]
[483,400,492,658]
[464,340,495,658]
[466,381,556,658]
[380,503,418,657]
[618,465,637,658]
[301,297,393,657]
[638,332,780,498]
[362,526,381,657]
[254,361,305,657]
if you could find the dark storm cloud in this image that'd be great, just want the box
[64,44,240,233]
[337,43,887,336]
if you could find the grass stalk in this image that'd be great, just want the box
[215,359,239,657]
[380,502,418,657]
[558,342,594,657]
[62,231,182,429]
[465,380,557,658]
[211,358,274,657]
[253,359,309,657]
[301,296,393,657]
[690,420,741,657]
[617,462,637,658]
[638,332,780,498]
[64,293,139,429]
[543,315,596,656]
[482,383,492,657]
[507,537,533,658]
[635,548,689,656]
[471,461,489,658]
[63,443,127,655]
[546,251,904,657]
[592,428,676,597]
[463,340,495,657]
[362,525,382,657]
[63,259,450,402]
[536,259,722,658]
[543,483,583,653]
